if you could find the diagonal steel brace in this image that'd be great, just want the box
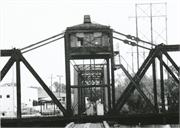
[115,47,161,113]
[119,64,158,113]
[0,57,15,81]
[19,53,69,116]
[159,58,179,84]
[115,48,155,109]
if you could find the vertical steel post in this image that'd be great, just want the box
[65,31,71,116]
[78,73,81,115]
[16,59,21,119]
[152,59,158,111]
[109,30,115,110]
[106,58,111,110]
[54,102,55,115]
[107,86,111,111]
[159,54,165,113]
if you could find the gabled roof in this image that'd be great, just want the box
[66,15,110,30]
[67,23,110,30]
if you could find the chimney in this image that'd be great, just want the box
[84,15,91,23]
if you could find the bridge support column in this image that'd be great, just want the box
[110,31,115,111]
[159,54,165,113]
[152,59,158,111]
[106,58,111,111]
[16,58,21,119]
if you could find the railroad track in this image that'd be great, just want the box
[65,121,109,128]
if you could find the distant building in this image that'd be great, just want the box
[0,84,38,116]
[38,88,66,103]
[0,84,74,116]
[37,88,74,111]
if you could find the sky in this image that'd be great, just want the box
[0,0,179,89]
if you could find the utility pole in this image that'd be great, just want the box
[57,75,63,98]
[48,74,55,91]
[135,3,139,71]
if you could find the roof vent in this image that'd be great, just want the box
[84,15,91,23]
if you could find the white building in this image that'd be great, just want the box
[37,88,74,115]
[38,88,74,109]
[0,84,38,116]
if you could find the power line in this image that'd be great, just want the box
[128,2,167,72]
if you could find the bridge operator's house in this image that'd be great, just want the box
[64,15,116,116]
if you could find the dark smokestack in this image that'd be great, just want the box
[84,15,91,23]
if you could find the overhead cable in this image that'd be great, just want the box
[113,30,157,46]
[20,31,65,51]
[113,36,151,50]
[22,36,64,54]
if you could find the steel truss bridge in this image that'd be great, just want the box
[1,15,179,127]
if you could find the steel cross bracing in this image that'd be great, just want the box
[0,49,68,117]
[1,38,179,106]
[1,45,179,115]
[114,44,180,115]
[1,47,179,126]
[72,63,110,114]
[74,64,104,81]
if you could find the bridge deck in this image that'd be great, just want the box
[1,113,178,127]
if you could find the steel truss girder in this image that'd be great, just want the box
[0,57,15,81]
[76,64,104,86]
[83,80,102,86]
[84,87,100,96]
[82,75,103,79]
[1,49,18,56]
[115,45,180,114]
[0,49,68,117]
[161,49,180,74]
[20,54,68,116]
[81,71,103,79]
[81,70,103,75]
[115,47,161,113]
[74,64,103,72]
[119,64,158,113]
[159,57,179,84]
[161,44,180,52]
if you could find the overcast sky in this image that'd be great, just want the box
[0,0,179,89]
